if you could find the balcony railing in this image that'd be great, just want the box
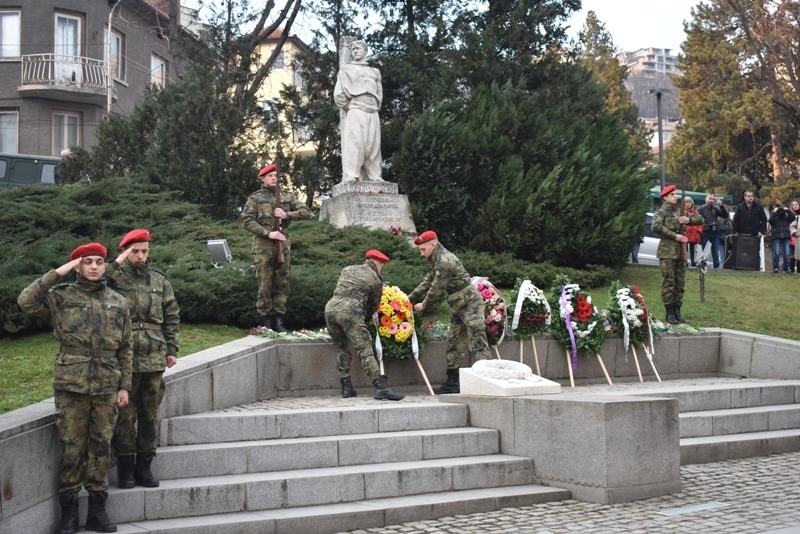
[21,53,107,93]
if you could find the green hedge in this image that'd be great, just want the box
[0,179,618,336]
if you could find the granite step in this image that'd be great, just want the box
[106,455,536,523]
[680,428,800,465]
[680,403,800,438]
[113,484,572,534]
[146,427,501,481]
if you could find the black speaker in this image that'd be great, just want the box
[734,235,759,270]
[722,235,737,269]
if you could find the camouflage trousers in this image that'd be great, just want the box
[254,246,291,316]
[325,309,381,381]
[54,390,117,494]
[112,371,165,456]
[446,291,491,369]
[660,258,687,306]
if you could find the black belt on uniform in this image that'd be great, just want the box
[59,345,118,358]
[132,322,161,331]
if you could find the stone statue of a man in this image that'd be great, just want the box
[334,40,383,182]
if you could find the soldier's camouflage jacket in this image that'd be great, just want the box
[324,260,382,320]
[408,244,480,312]
[241,185,311,253]
[652,201,705,260]
[107,259,180,372]
[17,270,133,394]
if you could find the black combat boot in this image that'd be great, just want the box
[57,492,79,534]
[341,376,357,398]
[272,315,288,333]
[435,368,460,394]
[134,451,159,487]
[372,375,405,401]
[261,315,272,328]
[674,304,687,323]
[85,491,117,533]
[665,304,678,324]
[116,455,136,489]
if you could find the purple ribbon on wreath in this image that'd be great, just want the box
[560,285,578,370]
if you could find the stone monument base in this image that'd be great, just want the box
[319,181,416,232]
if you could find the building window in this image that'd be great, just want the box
[105,28,126,81]
[0,111,18,153]
[53,112,80,156]
[273,49,284,70]
[150,54,166,86]
[0,11,20,58]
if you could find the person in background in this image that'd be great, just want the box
[768,200,795,273]
[325,249,405,401]
[17,243,132,534]
[652,185,704,324]
[683,197,703,267]
[789,200,800,273]
[697,194,729,269]
[732,189,768,269]
[242,163,311,332]
[107,229,180,489]
[408,231,490,394]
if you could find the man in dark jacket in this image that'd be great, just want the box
[18,243,132,534]
[768,201,795,273]
[697,194,729,269]
[325,250,404,401]
[732,189,768,270]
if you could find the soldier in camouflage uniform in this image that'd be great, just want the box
[17,242,132,534]
[106,229,179,490]
[325,250,405,401]
[408,231,490,394]
[242,163,311,332]
[652,185,704,324]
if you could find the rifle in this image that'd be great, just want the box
[273,141,285,264]
[679,165,688,262]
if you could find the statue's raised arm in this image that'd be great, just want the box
[334,39,383,182]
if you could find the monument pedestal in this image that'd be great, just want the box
[319,181,416,232]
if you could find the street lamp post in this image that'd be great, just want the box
[647,88,672,190]
[107,0,122,114]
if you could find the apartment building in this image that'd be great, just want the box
[0,0,186,156]
[617,47,680,77]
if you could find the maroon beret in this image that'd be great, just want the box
[258,163,277,177]
[413,230,438,246]
[660,184,676,197]
[70,242,107,260]
[119,228,152,249]
[365,249,390,263]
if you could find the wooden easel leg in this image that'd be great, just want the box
[415,359,435,395]
[531,336,541,376]
[493,345,501,360]
[565,349,575,388]
[631,346,643,382]
[596,353,613,385]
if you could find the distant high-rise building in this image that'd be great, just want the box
[617,47,680,77]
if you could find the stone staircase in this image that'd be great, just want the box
[110,401,570,533]
[612,379,800,465]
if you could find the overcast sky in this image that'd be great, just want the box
[566,0,699,52]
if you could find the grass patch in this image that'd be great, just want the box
[0,323,248,414]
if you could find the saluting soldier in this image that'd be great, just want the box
[652,185,704,324]
[242,163,311,332]
[18,243,132,534]
[325,250,405,401]
[107,229,179,490]
[408,231,490,394]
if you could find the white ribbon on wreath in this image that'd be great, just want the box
[511,279,551,332]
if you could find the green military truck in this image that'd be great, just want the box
[0,153,61,188]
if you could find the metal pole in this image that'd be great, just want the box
[656,92,665,190]
[107,2,121,114]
